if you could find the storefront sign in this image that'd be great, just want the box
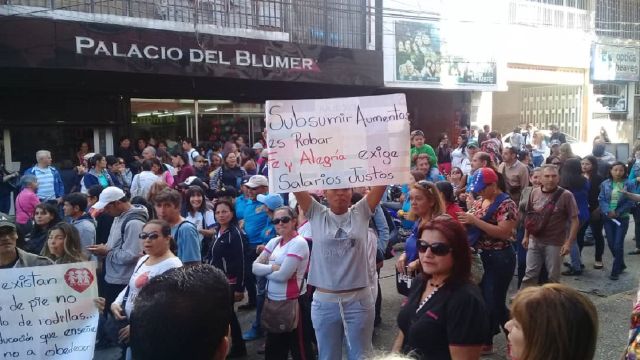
[0,262,99,359]
[591,44,640,82]
[266,94,410,192]
[391,21,500,89]
[0,18,382,86]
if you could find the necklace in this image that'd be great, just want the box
[415,281,444,313]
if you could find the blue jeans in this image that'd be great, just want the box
[251,275,267,331]
[569,221,588,271]
[533,155,544,167]
[633,207,640,250]
[480,246,516,344]
[603,217,630,276]
[311,289,374,360]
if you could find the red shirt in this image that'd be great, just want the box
[445,202,463,222]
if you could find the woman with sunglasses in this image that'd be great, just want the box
[204,200,248,358]
[111,219,182,359]
[457,167,517,355]
[395,180,445,277]
[394,215,489,359]
[252,206,313,360]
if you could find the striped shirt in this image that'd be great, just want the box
[34,167,55,200]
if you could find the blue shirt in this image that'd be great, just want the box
[405,222,419,262]
[241,199,270,245]
[259,223,276,245]
[172,221,201,263]
[235,194,248,219]
[34,167,55,200]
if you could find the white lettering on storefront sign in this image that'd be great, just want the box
[75,36,316,70]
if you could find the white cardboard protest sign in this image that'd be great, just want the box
[266,93,411,192]
[0,262,99,359]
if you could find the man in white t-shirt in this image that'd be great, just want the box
[293,186,386,360]
[182,138,199,166]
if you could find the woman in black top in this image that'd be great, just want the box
[581,155,606,268]
[203,200,248,358]
[394,215,489,360]
[437,133,453,175]
[209,152,247,192]
[22,202,61,255]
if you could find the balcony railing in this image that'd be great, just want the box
[1,0,370,49]
[508,0,591,31]
[595,0,640,40]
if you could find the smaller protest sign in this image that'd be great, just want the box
[0,262,99,360]
[266,94,411,192]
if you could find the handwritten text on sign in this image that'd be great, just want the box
[266,94,411,192]
[0,262,99,360]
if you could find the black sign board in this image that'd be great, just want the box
[0,17,382,86]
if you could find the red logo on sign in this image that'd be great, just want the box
[64,268,94,293]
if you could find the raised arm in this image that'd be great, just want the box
[293,191,313,214]
[366,186,387,213]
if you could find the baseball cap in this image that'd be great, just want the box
[0,212,16,231]
[178,176,206,189]
[260,149,269,158]
[257,194,284,211]
[245,175,268,188]
[472,168,499,193]
[241,175,252,186]
[92,186,126,210]
[466,141,479,149]
[252,142,264,150]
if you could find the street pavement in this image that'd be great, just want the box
[95,221,640,360]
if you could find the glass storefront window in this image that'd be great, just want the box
[130,99,265,148]
[592,83,628,113]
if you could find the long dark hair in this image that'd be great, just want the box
[435,181,455,204]
[560,158,587,190]
[457,134,468,151]
[185,186,207,214]
[609,161,628,180]
[582,155,598,176]
[213,200,237,225]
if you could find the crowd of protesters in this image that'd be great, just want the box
[4,123,640,360]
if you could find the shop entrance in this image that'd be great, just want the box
[130,98,265,148]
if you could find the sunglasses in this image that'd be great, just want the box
[139,232,161,240]
[417,241,452,256]
[272,216,292,225]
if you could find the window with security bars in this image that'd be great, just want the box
[520,85,583,139]
[509,0,591,30]
[596,0,640,40]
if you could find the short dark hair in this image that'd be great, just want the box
[171,150,188,164]
[87,184,104,198]
[130,265,231,360]
[141,159,154,172]
[182,137,194,146]
[63,192,88,212]
[154,188,182,208]
[503,147,518,156]
[213,200,237,225]
[106,155,119,167]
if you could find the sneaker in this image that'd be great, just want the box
[242,327,263,341]
[561,269,582,276]
[237,302,256,311]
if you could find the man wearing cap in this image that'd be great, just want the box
[237,175,270,322]
[87,186,148,313]
[460,142,479,175]
[0,213,52,268]
[24,150,65,203]
[243,193,284,341]
[292,186,386,360]
[521,164,579,286]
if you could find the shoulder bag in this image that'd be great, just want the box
[261,265,304,334]
[524,188,565,237]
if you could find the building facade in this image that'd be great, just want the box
[0,0,382,169]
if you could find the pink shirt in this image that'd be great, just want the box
[15,188,40,224]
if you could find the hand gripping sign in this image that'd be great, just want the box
[0,262,99,359]
[266,93,411,193]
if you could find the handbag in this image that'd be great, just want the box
[261,276,304,334]
[103,258,149,343]
[395,267,416,296]
[524,188,565,237]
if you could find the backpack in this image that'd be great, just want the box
[119,212,148,248]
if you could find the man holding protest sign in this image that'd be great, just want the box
[266,94,410,360]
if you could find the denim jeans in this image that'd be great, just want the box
[569,221,588,271]
[603,217,630,276]
[480,246,516,344]
[633,207,640,250]
[251,275,267,331]
[533,155,544,167]
[311,288,374,360]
